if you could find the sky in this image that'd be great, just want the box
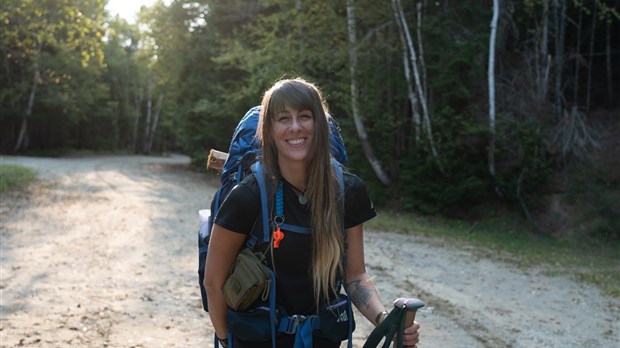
[105,0,158,23]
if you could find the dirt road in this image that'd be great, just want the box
[1,155,618,347]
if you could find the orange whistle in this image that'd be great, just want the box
[273,227,284,248]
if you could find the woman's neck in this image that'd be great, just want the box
[278,160,306,190]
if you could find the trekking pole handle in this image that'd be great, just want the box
[393,298,425,328]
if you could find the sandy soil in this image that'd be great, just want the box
[1,154,618,348]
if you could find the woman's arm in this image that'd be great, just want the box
[345,224,421,347]
[204,224,246,340]
[344,224,387,326]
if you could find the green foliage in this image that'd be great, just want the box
[102,17,148,150]
[178,98,239,166]
[399,108,489,214]
[422,3,490,109]
[347,1,496,215]
[0,165,36,192]
[0,0,109,151]
[168,0,355,164]
[565,167,620,241]
[493,114,554,213]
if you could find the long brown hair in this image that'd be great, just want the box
[256,78,344,308]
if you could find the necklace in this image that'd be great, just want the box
[289,182,308,205]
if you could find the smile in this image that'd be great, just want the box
[287,138,306,145]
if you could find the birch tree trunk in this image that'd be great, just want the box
[120,57,132,148]
[572,4,583,105]
[146,93,164,154]
[586,5,597,112]
[142,80,153,153]
[416,2,428,100]
[538,0,550,101]
[488,0,499,178]
[391,0,421,142]
[394,0,443,172]
[132,92,143,153]
[14,39,44,152]
[605,20,613,103]
[14,68,38,152]
[553,0,566,116]
[346,0,391,185]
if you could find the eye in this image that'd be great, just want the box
[277,114,291,123]
[299,111,313,120]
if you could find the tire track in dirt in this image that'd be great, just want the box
[405,283,512,348]
[362,253,512,348]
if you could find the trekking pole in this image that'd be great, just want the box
[394,298,425,347]
[363,298,425,348]
[394,298,424,328]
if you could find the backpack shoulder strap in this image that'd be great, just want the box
[247,162,271,249]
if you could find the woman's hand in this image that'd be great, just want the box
[402,320,421,347]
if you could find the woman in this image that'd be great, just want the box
[204,78,421,347]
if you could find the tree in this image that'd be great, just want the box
[391,0,422,143]
[347,0,391,185]
[102,16,147,150]
[1,0,107,152]
[488,0,500,179]
[391,0,442,172]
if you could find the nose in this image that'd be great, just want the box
[290,115,301,131]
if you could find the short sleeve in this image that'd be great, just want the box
[213,175,260,235]
[343,173,377,229]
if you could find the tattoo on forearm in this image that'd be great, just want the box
[346,279,372,309]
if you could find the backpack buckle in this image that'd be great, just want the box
[280,314,307,334]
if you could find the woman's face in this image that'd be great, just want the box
[272,105,314,165]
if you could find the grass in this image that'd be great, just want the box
[367,210,620,298]
[0,164,37,193]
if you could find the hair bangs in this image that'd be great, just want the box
[268,80,317,116]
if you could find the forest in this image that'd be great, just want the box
[1,0,619,241]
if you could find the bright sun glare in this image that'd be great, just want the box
[105,0,157,22]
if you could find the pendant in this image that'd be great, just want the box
[298,194,308,205]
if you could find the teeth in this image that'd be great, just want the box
[288,138,305,145]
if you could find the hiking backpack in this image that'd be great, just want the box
[198,105,348,310]
[197,105,351,347]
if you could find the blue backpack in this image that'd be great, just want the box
[209,105,347,219]
[197,106,352,347]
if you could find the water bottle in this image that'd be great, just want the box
[198,209,212,241]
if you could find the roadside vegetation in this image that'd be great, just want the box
[0,165,36,193]
[368,211,620,298]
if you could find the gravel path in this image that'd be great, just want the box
[1,154,618,347]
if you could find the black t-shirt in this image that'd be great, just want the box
[214,171,376,315]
